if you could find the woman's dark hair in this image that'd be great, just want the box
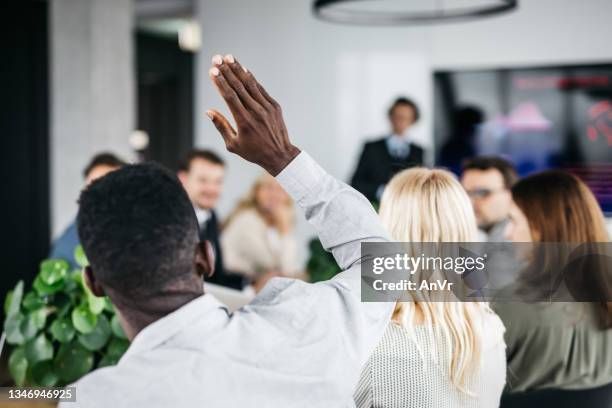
[512,170,611,326]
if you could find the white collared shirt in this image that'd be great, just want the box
[194,206,211,228]
[386,132,411,159]
[63,152,393,408]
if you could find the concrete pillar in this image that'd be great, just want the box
[50,0,134,238]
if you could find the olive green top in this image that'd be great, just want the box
[492,302,612,393]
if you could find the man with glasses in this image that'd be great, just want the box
[461,156,518,242]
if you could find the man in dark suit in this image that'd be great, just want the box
[351,97,425,202]
[178,150,244,289]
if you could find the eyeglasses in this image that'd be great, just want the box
[465,188,505,199]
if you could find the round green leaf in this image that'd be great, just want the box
[4,313,25,345]
[50,318,76,343]
[74,245,89,268]
[78,314,111,351]
[103,297,114,313]
[71,270,84,286]
[87,291,105,315]
[5,280,23,317]
[30,361,59,387]
[22,291,45,311]
[8,347,28,386]
[31,308,48,329]
[4,290,13,316]
[110,314,127,339]
[107,337,129,359]
[20,312,41,341]
[40,259,68,285]
[33,274,64,296]
[71,305,97,334]
[54,341,94,383]
[98,353,120,368]
[24,333,54,365]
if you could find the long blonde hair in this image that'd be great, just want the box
[379,167,493,395]
[223,173,294,231]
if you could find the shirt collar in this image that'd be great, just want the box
[194,207,211,226]
[120,293,229,361]
[389,132,410,143]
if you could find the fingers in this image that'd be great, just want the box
[206,109,237,150]
[223,56,273,111]
[209,65,250,121]
[213,55,266,114]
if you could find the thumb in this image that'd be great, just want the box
[206,109,237,148]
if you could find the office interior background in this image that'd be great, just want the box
[2,0,612,392]
[4,0,612,303]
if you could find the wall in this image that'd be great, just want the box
[50,0,135,238]
[195,0,612,265]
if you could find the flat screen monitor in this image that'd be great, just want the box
[434,64,612,214]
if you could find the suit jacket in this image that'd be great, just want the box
[199,210,244,289]
[351,137,424,202]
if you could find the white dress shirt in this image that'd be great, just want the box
[62,152,393,408]
[385,133,411,159]
[194,206,211,229]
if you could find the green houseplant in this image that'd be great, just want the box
[2,246,129,387]
[306,238,341,283]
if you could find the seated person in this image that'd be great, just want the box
[178,149,244,289]
[49,152,125,269]
[221,172,300,291]
[61,54,394,408]
[355,167,507,408]
[351,97,425,202]
[493,170,612,393]
[461,156,517,242]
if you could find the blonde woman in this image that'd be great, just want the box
[221,173,299,290]
[355,168,507,407]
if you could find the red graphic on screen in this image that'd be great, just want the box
[587,100,612,146]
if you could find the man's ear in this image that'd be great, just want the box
[194,240,215,278]
[83,266,106,297]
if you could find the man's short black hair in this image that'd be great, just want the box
[83,152,126,179]
[178,149,224,172]
[77,163,199,296]
[462,156,518,189]
[388,97,420,122]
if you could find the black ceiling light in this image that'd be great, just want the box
[313,0,518,25]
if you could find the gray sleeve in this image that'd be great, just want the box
[276,151,390,270]
[275,151,394,365]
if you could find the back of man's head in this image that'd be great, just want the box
[77,163,199,298]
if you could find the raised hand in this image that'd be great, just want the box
[206,54,300,176]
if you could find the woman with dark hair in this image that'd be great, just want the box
[493,170,612,393]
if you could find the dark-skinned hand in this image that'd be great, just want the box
[206,54,301,176]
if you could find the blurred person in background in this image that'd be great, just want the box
[351,97,425,203]
[439,105,484,175]
[461,156,517,242]
[355,167,506,408]
[221,173,299,292]
[49,152,125,268]
[493,170,612,394]
[178,149,243,289]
